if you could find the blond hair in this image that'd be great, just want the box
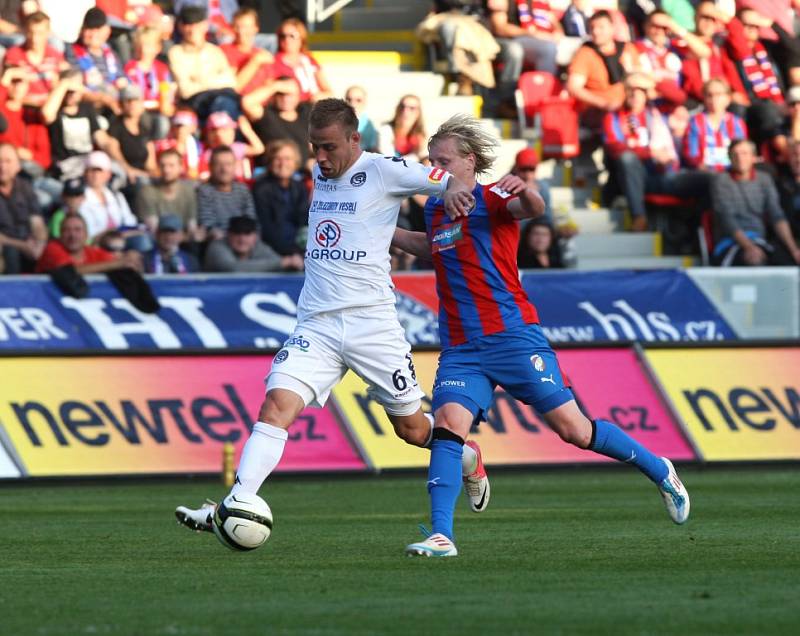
[428,113,498,175]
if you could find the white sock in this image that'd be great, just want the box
[461,442,477,476]
[230,421,288,496]
[423,412,435,447]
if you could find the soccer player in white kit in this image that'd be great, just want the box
[176,99,490,537]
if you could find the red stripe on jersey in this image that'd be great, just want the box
[484,186,540,325]
[457,218,506,334]
[431,205,466,345]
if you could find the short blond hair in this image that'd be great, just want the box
[428,113,498,175]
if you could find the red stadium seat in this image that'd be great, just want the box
[515,72,580,160]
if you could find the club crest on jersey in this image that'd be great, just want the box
[350,171,367,187]
[274,350,289,364]
[428,167,447,184]
[315,219,341,248]
[530,354,546,372]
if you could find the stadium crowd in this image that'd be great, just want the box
[1,0,800,276]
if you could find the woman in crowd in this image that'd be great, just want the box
[379,94,427,160]
[270,18,332,103]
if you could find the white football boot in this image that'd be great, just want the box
[405,531,458,557]
[175,499,216,532]
[463,440,490,513]
[657,459,690,524]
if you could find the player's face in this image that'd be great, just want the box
[309,123,360,179]
[429,136,475,184]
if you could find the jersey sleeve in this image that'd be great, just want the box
[376,156,451,198]
[483,183,517,224]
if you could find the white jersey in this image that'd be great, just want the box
[297,152,451,320]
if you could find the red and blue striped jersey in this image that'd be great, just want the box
[425,182,540,347]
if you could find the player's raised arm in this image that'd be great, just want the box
[392,227,431,258]
[494,174,546,220]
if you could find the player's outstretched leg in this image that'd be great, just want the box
[175,386,303,534]
[387,408,490,512]
[544,401,690,524]
[406,404,473,557]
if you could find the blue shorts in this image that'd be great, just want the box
[432,324,574,421]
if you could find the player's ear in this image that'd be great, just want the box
[350,130,362,146]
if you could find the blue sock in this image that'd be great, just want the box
[590,419,668,484]
[428,436,464,541]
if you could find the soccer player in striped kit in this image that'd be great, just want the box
[394,115,690,557]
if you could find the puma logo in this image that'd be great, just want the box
[540,374,556,385]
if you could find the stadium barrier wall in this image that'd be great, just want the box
[3,268,785,352]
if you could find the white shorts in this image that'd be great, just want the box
[266,304,425,408]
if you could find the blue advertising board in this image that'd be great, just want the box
[0,270,735,350]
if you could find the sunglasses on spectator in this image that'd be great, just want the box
[400,103,419,111]
[278,32,299,40]
[742,23,761,29]
[516,165,537,172]
[650,23,670,31]
[346,96,364,103]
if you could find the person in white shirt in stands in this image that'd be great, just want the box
[78,150,137,241]
[175,98,491,539]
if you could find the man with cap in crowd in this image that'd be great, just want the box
[168,4,238,124]
[65,7,128,115]
[511,147,553,223]
[144,213,199,274]
[48,176,86,238]
[204,214,303,273]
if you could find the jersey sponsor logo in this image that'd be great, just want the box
[350,171,367,187]
[315,219,342,248]
[489,184,513,199]
[310,200,357,215]
[434,379,466,390]
[305,248,368,262]
[274,349,289,363]
[431,222,463,254]
[315,179,338,192]
[530,354,546,372]
[284,336,310,352]
[428,167,446,184]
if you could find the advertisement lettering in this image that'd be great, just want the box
[645,348,800,460]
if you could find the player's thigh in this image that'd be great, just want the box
[431,345,495,424]
[484,324,575,416]
[266,316,347,408]
[342,306,426,406]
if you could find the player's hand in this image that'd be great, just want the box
[494,174,528,195]
[443,189,475,220]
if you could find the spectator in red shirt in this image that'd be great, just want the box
[3,11,67,108]
[680,2,748,108]
[221,8,275,98]
[271,18,332,103]
[35,212,142,273]
[0,66,51,171]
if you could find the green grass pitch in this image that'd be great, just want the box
[1,467,797,635]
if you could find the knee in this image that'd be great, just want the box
[393,419,429,447]
[504,40,524,64]
[257,394,294,429]
[555,423,592,448]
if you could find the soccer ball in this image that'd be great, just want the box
[212,492,273,551]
